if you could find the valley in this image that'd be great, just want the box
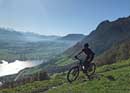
[0,16,130,93]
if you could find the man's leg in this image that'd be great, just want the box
[86,55,94,67]
[82,61,90,74]
[83,60,90,69]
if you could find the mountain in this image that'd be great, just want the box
[22,32,60,42]
[0,28,23,42]
[65,16,130,56]
[59,34,85,41]
[0,28,60,42]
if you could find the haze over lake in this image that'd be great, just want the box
[0,60,43,77]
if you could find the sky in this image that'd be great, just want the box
[0,0,130,36]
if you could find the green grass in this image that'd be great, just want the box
[1,59,130,93]
[0,79,65,93]
[55,55,74,66]
[47,59,130,93]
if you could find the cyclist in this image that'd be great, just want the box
[75,43,95,70]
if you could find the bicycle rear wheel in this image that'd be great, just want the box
[67,66,79,83]
[86,63,96,76]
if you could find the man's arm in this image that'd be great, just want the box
[75,50,83,57]
[77,50,83,56]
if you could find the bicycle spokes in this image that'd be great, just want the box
[86,63,96,76]
[70,69,78,79]
[72,69,77,76]
[67,66,79,83]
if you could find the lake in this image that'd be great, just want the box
[0,60,43,77]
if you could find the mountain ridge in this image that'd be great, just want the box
[64,16,130,57]
[59,34,85,41]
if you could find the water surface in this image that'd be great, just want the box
[0,60,43,77]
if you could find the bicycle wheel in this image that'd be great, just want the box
[86,63,96,76]
[67,66,79,83]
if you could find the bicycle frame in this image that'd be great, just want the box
[75,57,86,72]
[67,57,96,83]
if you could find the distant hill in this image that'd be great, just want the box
[59,34,85,41]
[0,28,23,42]
[0,28,85,42]
[22,32,59,42]
[0,28,59,42]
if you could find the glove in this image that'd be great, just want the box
[75,56,78,59]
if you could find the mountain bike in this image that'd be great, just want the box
[67,56,96,83]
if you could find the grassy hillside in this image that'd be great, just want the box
[46,59,130,93]
[1,59,130,93]
[95,38,130,66]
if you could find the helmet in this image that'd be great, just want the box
[84,43,89,48]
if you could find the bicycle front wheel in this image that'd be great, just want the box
[67,66,79,83]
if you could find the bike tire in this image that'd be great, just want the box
[67,66,79,83]
[86,63,96,76]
